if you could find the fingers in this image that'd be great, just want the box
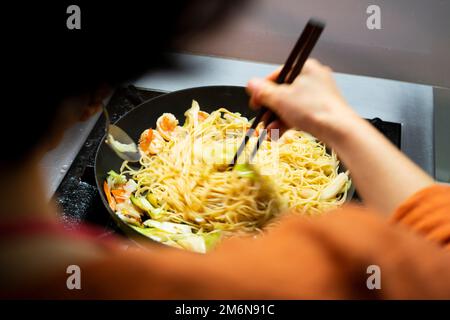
[247,60,330,109]
[266,66,283,81]
[265,61,323,82]
[247,78,287,110]
[266,62,328,82]
[247,78,267,109]
[247,66,282,108]
[302,58,322,73]
[300,59,332,78]
[246,59,337,134]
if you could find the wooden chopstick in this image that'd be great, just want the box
[248,21,325,159]
[231,18,326,167]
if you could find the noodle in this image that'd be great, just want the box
[104,101,350,252]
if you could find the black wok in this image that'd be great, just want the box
[95,85,353,243]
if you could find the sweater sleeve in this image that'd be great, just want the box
[23,187,450,299]
[35,206,450,299]
[391,185,450,250]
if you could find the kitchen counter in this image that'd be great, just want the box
[41,111,101,199]
[41,53,436,197]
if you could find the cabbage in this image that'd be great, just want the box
[131,226,170,242]
[234,163,256,179]
[143,220,192,234]
[106,170,127,188]
[203,232,221,251]
[123,179,138,194]
[130,195,164,219]
[177,234,207,253]
[134,220,221,253]
[107,134,138,153]
[183,100,200,128]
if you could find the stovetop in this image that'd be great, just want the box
[55,87,161,234]
[55,87,402,235]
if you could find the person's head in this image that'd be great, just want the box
[2,0,247,169]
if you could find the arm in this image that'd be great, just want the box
[246,59,434,214]
[329,114,433,214]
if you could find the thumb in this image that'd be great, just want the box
[247,78,284,110]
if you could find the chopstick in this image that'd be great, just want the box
[231,18,325,167]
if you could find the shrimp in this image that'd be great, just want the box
[156,113,179,140]
[139,128,165,155]
[198,111,209,122]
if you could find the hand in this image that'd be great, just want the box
[246,59,361,146]
[247,59,434,214]
[79,84,111,121]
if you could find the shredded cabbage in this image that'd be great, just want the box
[132,222,214,253]
[107,134,138,153]
[107,170,127,188]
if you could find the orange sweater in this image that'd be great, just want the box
[31,185,450,299]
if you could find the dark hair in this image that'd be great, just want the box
[3,0,247,164]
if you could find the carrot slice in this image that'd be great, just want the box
[103,181,116,211]
[111,189,127,203]
[198,111,208,122]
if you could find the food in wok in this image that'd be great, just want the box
[103,101,351,253]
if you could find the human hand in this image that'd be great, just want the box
[246,59,362,146]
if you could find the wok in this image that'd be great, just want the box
[95,85,354,243]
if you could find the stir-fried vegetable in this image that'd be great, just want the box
[107,134,138,153]
[103,181,116,211]
[103,102,350,254]
[177,235,206,253]
[131,221,222,253]
[111,189,127,203]
[104,169,221,253]
[130,195,164,219]
[203,231,221,251]
[106,170,127,189]
[234,163,256,179]
[319,172,349,200]
[143,219,192,234]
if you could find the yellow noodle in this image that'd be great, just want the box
[119,102,350,237]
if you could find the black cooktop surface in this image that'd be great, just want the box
[55,87,402,235]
